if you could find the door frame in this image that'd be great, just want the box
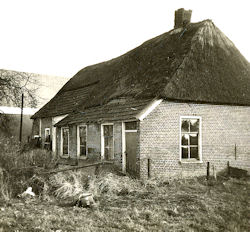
[101,123,114,160]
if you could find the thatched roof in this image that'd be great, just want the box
[32,20,250,119]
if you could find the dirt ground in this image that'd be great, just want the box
[0,176,249,232]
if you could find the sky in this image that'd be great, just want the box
[0,0,249,77]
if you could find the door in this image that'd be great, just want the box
[125,132,137,175]
[124,121,138,175]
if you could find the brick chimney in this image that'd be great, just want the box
[174,8,192,28]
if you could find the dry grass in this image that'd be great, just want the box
[0,140,249,231]
[0,170,249,232]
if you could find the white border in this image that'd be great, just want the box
[52,114,68,153]
[60,127,69,158]
[137,99,162,121]
[101,123,114,160]
[77,124,88,159]
[179,116,202,163]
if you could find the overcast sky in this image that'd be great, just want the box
[0,0,249,77]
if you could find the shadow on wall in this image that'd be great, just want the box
[0,114,33,142]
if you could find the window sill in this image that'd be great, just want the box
[78,156,87,160]
[179,159,203,164]
[60,155,69,159]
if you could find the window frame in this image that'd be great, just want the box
[77,124,88,159]
[61,127,69,158]
[179,116,202,163]
[101,123,114,160]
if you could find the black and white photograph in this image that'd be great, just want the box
[0,0,249,231]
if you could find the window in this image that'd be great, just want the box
[125,121,137,131]
[77,125,87,158]
[101,124,114,160]
[61,127,69,156]
[45,128,50,143]
[44,128,51,150]
[180,117,201,161]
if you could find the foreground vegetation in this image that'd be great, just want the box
[0,138,249,231]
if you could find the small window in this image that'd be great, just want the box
[180,117,201,161]
[125,121,137,131]
[61,127,69,156]
[78,125,87,157]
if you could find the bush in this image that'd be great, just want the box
[0,137,57,199]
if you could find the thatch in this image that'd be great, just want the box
[32,20,250,119]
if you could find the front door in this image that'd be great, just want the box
[124,121,138,175]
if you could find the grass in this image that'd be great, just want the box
[0,172,249,232]
[0,139,249,231]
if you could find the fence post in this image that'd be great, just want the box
[148,158,151,179]
[206,162,210,180]
[227,161,230,176]
[213,165,217,180]
[234,144,237,160]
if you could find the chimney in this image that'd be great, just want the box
[174,8,192,28]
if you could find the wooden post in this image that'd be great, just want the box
[148,158,151,179]
[227,161,230,176]
[213,165,217,180]
[19,93,24,142]
[234,144,237,160]
[206,162,210,180]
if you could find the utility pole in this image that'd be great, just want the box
[19,93,24,142]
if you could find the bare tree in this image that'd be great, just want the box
[0,69,38,108]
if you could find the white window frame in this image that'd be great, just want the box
[101,123,114,160]
[61,127,69,158]
[77,124,88,159]
[179,116,202,163]
[44,128,51,145]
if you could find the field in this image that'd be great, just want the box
[0,172,249,232]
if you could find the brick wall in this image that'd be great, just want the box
[139,101,250,179]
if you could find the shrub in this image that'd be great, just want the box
[0,137,57,199]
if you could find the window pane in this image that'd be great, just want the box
[104,125,113,136]
[79,126,86,145]
[63,145,68,155]
[190,119,199,132]
[80,146,86,156]
[181,119,189,132]
[181,134,189,145]
[190,147,199,159]
[62,128,69,155]
[79,126,86,138]
[182,147,188,159]
[125,121,137,130]
[63,129,69,145]
[190,134,198,145]
[45,129,50,142]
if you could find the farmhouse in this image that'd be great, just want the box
[31,9,250,178]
